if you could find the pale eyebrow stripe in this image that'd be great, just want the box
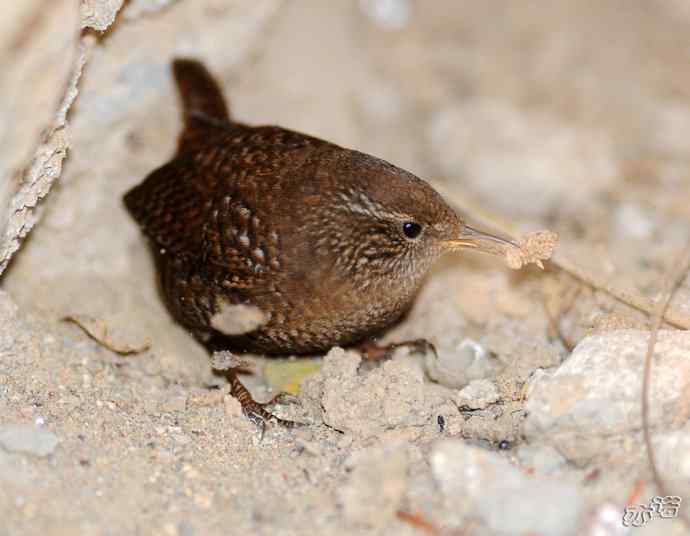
[336,191,409,221]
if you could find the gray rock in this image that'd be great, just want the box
[524,330,690,463]
[455,379,500,410]
[0,424,59,457]
[431,439,583,536]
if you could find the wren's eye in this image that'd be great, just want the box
[402,221,422,239]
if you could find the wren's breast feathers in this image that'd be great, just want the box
[124,58,513,355]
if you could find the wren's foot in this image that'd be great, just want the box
[227,371,302,433]
[263,391,301,408]
[358,338,437,361]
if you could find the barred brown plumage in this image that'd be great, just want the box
[124,58,512,428]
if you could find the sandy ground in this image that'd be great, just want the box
[3,1,690,535]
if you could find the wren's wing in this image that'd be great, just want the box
[123,155,213,257]
[125,124,328,263]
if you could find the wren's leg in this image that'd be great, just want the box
[227,370,301,431]
[358,338,437,361]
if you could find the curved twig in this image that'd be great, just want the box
[641,245,690,530]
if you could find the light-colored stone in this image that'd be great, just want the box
[338,443,408,527]
[524,330,690,463]
[455,379,500,410]
[431,439,583,536]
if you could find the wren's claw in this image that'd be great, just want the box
[264,391,301,408]
[228,371,303,431]
[242,406,268,440]
[358,338,437,361]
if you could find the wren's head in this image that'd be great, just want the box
[303,149,511,292]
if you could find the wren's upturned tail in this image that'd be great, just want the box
[124,58,511,426]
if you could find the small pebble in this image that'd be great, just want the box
[0,424,59,457]
[455,379,500,410]
[425,338,498,388]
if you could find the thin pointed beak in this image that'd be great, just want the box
[443,224,518,256]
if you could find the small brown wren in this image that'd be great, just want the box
[124,59,510,425]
